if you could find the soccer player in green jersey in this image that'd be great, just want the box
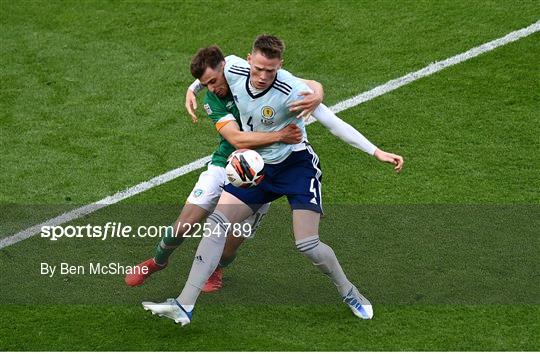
[125,46,323,289]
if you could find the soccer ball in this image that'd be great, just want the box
[225,149,265,188]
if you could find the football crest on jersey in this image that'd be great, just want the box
[260,106,275,125]
[193,189,204,198]
[203,103,212,115]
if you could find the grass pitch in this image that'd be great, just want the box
[1,0,539,351]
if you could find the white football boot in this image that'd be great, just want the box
[342,286,374,320]
[142,298,193,326]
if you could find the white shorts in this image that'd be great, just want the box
[186,164,269,238]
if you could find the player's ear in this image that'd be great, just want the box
[247,53,252,64]
[279,59,283,69]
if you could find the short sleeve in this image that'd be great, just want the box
[203,92,236,131]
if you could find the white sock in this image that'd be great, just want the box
[176,210,229,307]
[296,235,353,297]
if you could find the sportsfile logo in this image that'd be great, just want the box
[40,222,168,241]
[40,222,253,241]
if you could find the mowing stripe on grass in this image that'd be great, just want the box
[1,20,538,250]
[328,21,540,114]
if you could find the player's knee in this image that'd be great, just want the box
[296,235,334,261]
[296,235,321,256]
[176,204,208,235]
[206,210,231,242]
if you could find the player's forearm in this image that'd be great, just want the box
[229,131,283,149]
[312,103,377,155]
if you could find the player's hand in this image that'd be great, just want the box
[374,149,404,173]
[288,90,323,120]
[185,89,198,123]
[278,124,303,144]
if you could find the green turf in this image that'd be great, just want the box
[1,0,538,204]
[1,0,539,351]
[1,305,538,351]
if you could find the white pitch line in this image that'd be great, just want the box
[328,20,540,114]
[0,156,211,249]
[1,20,538,250]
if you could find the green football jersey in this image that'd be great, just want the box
[203,90,242,167]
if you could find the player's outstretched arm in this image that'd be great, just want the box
[288,79,324,119]
[218,121,303,149]
[311,103,404,172]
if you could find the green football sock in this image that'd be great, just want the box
[154,227,185,266]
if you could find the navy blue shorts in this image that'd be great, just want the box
[224,145,323,214]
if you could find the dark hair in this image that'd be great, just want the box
[190,45,225,79]
[252,35,285,60]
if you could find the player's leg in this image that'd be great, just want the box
[286,147,373,319]
[175,191,253,308]
[142,192,252,325]
[143,183,274,325]
[125,165,222,287]
[202,235,244,292]
[155,203,209,266]
[219,202,269,268]
[292,208,373,319]
[202,202,269,292]
[221,234,245,267]
[292,209,353,297]
[125,203,208,287]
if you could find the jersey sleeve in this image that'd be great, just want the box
[188,79,205,95]
[203,92,236,131]
[224,55,248,72]
[224,55,250,83]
